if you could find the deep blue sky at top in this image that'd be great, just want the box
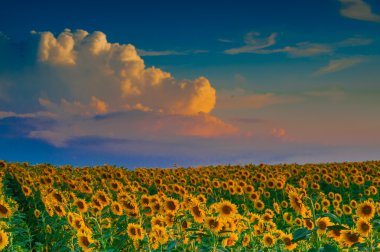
[1,1,379,75]
[1,0,377,47]
[2,0,379,85]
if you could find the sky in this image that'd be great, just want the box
[0,0,380,168]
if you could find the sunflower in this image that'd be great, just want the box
[254,200,265,211]
[304,218,314,230]
[350,200,358,208]
[190,203,205,223]
[140,195,150,206]
[222,233,238,247]
[95,190,110,206]
[281,200,288,208]
[151,215,167,227]
[263,233,277,247]
[0,230,9,250]
[316,217,332,235]
[294,218,302,227]
[283,212,293,224]
[109,180,122,191]
[339,229,364,247]
[164,198,179,213]
[53,204,66,217]
[327,227,344,241]
[77,233,95,252]
[74,199,88,213]
[281,233,297,251]
[111,201,123,216]
[356,218,372,237]
[249,192,260,201]
[288,191,308,217]
[127,223,145,240]
[242,234,250,247]
[0,201,12,218]
[51,191,66,204]
[22,185,32,197]
[245,185,255,194]
[321,198,330,208]
[342,204,352,215]
[150,225,168,246]
[218,200,237,219]
[205,217,222,233]
[34,209,41,218]
[356,200,375,220]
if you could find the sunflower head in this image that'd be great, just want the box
[205,217,222,233]
[356,218,372,237]
[263,233,277,247]
[0,201,13,218]
[0,230,9,250]
[127,223,145,240]
[356,200,375,220]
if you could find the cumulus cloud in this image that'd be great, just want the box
[29,29,216,115]
[315,57,366,75]
[0,29,238,147]
[339,0,380,22]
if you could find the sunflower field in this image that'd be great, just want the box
[0,160,379,251]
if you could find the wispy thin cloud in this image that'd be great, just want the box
[314,57,366,75]
[224,32,277,54]
[336,37,373,47]
[256,43,333,57]
[339,0,380,22]
[224,31,373,58]
[137,49,208,57]
[304,88,346,99]
[218,38,235,43]
[137,49,185,56]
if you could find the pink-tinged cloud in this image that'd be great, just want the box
[216,89,303,111]
[28,111,238,147]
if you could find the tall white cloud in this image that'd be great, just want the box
[31,29,216,115]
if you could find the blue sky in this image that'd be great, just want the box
[0,0,380,168]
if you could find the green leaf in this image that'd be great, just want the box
[292,228,311,242]
[321,244,338,252]
[166,241,177,251]
[320,213,341,224]
[327,225,349,231]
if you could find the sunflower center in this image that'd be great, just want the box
[360,223,369,232]
[319,221,327,229]
[362,205,372,215]
[284,237,291,246]
[130,227,136,235]
[80,236,91,247]
[347,233,359,242]
[77,201,84,209]
[167,201,176,210]
[0,204,9,214]
[265,237,273,244]
[192,206,201,217]
[222,205,232,215]
[209,219,218,228]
